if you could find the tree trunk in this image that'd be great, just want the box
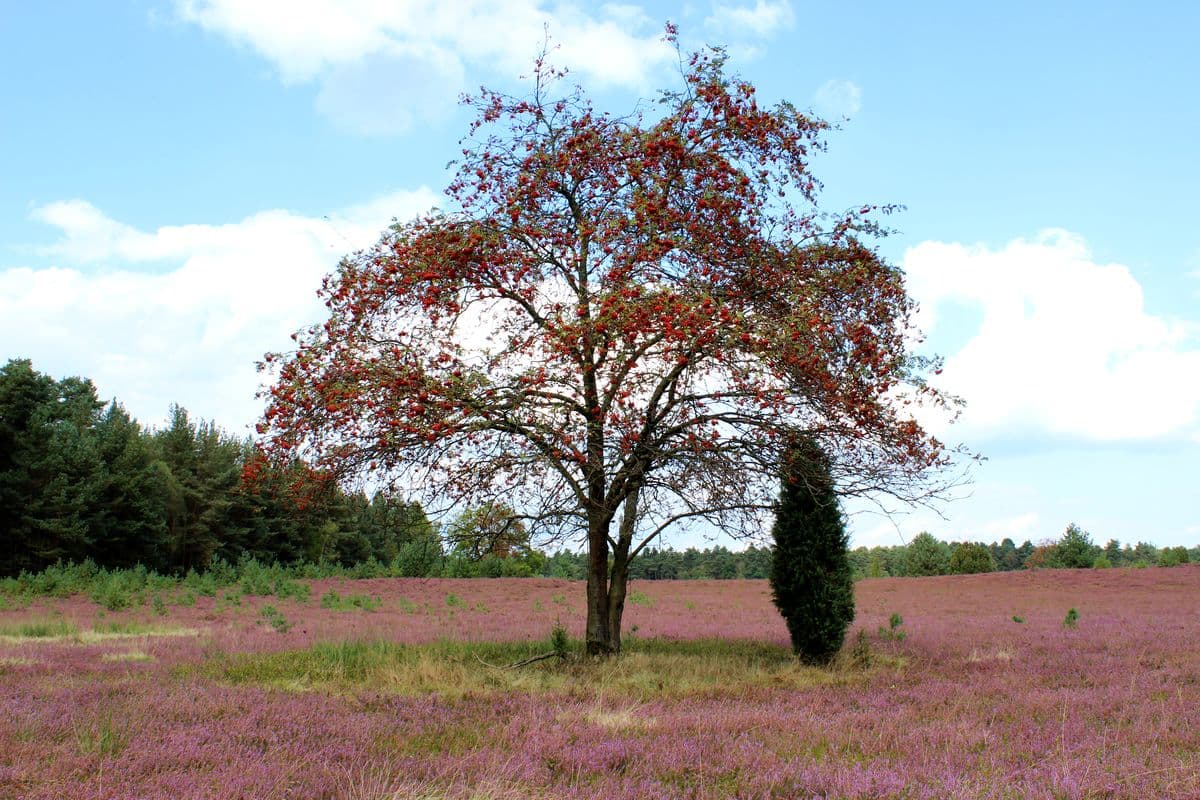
[604,487,639,653]
[584,508,612,656]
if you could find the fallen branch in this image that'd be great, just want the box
[473,651,563,670]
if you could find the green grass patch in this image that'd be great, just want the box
[628,590,653,607]
[198,636,878,699]
[83,622,197,642]
[75,715,130,756]
[0,618,80,640]
[321,589,381,612]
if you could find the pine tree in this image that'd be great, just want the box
[769,436,855,664]
[90,402,167,570]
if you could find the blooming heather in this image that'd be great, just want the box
[0,569,1197,798]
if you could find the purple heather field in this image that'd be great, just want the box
[2,568,1198,799]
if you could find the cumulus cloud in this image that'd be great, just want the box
[904,230,1200,443]
[2,189,437,430]
[176,0,677,134]
[813,78,862,119]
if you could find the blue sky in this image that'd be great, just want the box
[2,1,1197,550]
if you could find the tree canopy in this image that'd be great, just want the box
[261,35,960,654]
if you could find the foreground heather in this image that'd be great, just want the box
[1,568,1198,798]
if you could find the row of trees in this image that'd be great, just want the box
[853,526,1196,578]
[5,356,1192,582]
[0,359,441,577]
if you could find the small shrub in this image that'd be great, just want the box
[1012,615,1024,624]
[273,577,310,602]
[151,593,168,616]
[628,590,652,607]
[1063,608,1079,629]
[91,578,136,612]
[444,592,466,609]
[849,630,873,670]
[1092,556,1112,569]
[549,621,570,659]
[239,563,274,597]
[260,605,293,633]
[878,613,906,641]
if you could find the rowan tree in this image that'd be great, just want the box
[260,33,960,655]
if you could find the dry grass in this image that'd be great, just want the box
[200,636,881,700]
[100,650,155,662]
[0,618,198,644]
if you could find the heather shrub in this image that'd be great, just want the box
[769,436,855,665]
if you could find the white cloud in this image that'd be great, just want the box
[904,229,1200,442]
[176,1,678,133]
[705,1,794,38]
[314,43,466,136]
[3,189,438,430]
[813,79,862,119]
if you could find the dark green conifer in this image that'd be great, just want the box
[769,436,855,664]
